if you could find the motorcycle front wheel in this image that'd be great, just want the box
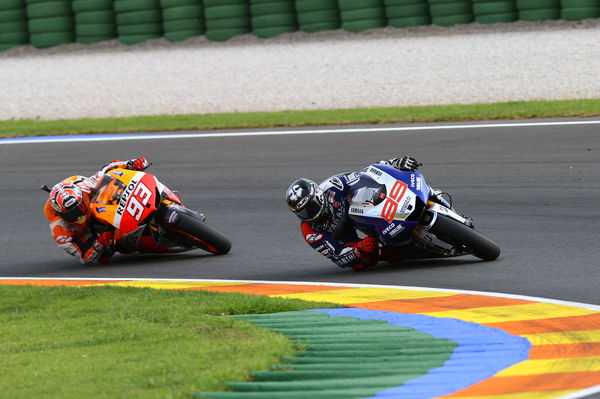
[165,212,231,255]
[428,214,500,261]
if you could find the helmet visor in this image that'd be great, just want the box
[296,194,325,222]
[60,204,86,223]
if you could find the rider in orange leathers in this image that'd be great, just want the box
[43,158,149,264]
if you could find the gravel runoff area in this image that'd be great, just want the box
[1,19,599,121]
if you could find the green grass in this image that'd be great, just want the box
[0,285,340,399]
[1,99,599,138]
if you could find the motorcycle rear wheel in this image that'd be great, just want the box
[428,214,500,261]
[166,213,231,255]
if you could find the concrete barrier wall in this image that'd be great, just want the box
[0,0,599,50]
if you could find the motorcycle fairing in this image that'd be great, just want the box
[91,169,160,234]
[157,181,183,205]
[348,164,431,243]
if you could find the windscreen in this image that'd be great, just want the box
[349,175,387,207]
[93,174,127,206]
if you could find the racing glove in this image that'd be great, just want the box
[85,231,114,264]
[354,236,378,254]
[95,231,114,247]
[353,236,379,266]
[390,156,422,172]
[127,157,150,171]
[351,237,379,271]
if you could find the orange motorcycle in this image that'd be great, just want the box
[52,167,231,257]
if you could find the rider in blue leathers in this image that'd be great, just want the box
[286,156,422,271]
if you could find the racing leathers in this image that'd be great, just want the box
[43,158,148,264]
[300,172,377,270]
[299,158,420,271]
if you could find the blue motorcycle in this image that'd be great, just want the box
[347,164,500,261]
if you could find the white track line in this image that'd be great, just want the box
[2,277,598,310]
[2,120,600,145]
[557,386,600,399]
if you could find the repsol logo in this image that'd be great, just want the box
[116,179,138,215]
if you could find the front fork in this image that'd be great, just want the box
[421,201,469,230]
[411,201,470,256]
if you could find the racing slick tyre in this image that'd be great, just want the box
[166,213,232,255]
[428,214,500,261]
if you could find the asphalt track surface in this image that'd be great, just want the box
[1,118,599,307]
